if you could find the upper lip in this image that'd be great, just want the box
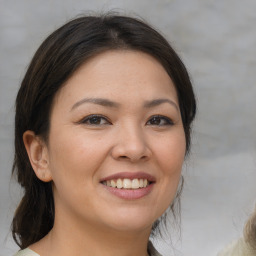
[100,172,156,182]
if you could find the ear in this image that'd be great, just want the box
[23,130,52,182]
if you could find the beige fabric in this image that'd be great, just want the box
[14,241,162,256]
[14,248,39,256]
[218,238,255,256]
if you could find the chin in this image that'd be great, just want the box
[110,220,153,233]
[102,208,160,232]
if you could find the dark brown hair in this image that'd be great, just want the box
[244,207,256,249]
[12,13,196,249]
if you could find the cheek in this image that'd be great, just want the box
[153,131,186,206]
[48,130,108,188]
[155,131,186,174]
[47,131,111,215]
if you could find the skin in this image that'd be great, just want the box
[24,50,186,256]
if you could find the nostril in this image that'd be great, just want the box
[118,155,148,161]
[111,142,152,162]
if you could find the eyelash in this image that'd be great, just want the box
[79,114,173,127]
[146,115,174,126]
[79,114,111,126]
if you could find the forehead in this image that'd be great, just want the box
[54,50,178,108]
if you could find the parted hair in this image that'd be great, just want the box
[12,13,196,249]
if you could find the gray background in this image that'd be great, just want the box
[1,0,256,255]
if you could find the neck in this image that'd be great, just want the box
[30,213,152,256]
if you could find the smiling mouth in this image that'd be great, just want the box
[101,178,152,189]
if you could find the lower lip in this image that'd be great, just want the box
[102,183,154,200]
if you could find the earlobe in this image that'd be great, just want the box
[23,130,52,182]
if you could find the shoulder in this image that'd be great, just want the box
[14,248,40,256]
[15,244,160,256]
[218,238,256,256]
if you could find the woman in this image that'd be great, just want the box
[12,13,196,256]
[218,209,256,256]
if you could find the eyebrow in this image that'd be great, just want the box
[71,97,178,111]
[71,97,120,111]
[143,99,179,110]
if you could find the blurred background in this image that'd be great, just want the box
[1,0,256,255]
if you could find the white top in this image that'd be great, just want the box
[218,238,255,256]
[14,241,162,256]
[14,248,39,256]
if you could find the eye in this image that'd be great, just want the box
[79,115,111,126]
[146,115,174,126]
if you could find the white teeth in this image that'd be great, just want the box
[103,178,150,189]
[123,178,132,189]
[131,179,140,189]
[116,179,122,189]
[111,180,116,187]
[139,178,144,188]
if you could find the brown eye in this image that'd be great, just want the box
[146,115,173,126]
[80,115,111,125]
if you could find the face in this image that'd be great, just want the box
[45,50,186,233]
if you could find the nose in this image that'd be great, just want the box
[111,124,152,162]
